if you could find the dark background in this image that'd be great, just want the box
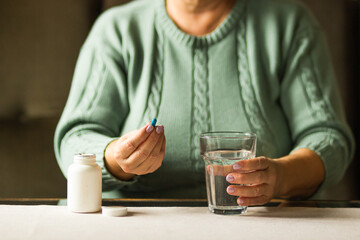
[0,0,359,199]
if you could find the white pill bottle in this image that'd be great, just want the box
[67,153,102,213]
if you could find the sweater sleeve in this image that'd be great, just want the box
[54,44,140,191]
[280,10,355,196]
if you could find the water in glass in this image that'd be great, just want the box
[204,149,255,214]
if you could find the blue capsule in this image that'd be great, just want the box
[151,118,157,127]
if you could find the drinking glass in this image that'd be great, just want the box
[200,132,256,215]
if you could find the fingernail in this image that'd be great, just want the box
[227,187,235,194]
[233,164,241,170]
[156,126,162,134]
[146,125,154,133]
[157,125,164,134]
[226,175,234,182]
[239,199,244,205]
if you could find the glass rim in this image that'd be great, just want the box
[200,131,256,139]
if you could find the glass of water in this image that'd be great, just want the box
[200,132,256,215]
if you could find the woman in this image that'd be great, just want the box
[54,0,355,205]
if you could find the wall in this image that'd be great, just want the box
[0,0,100,197]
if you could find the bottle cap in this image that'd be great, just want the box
[102,206,128,217]
[74,153,96,164]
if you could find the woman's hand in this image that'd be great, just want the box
[225,157,280,206]
[104,123,166,180]
[224,149,325,206]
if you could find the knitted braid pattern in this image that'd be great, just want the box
[300,69,333,121]
[236,3,275,156]
[191,48,211,161]
[84,56,106,112]
[142,31,164,124]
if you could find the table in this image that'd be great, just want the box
[1,199,360,240]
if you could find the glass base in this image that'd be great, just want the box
[209,206,247,215]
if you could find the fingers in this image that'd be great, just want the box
[152,126,164,154]
[207,165,245,176]
[116,123,154,159]
[237,196,269,206]
[207,165,229,176]
[223,157,276,207]
[144,127,165,173]
[207,164,272,207]
[207,157,269,177]
[160,136,166,153]
[227,184,269,198]
[126,127,161,167]
[122,126,165,175]
[226,170,268,185]
[233,157,269,171]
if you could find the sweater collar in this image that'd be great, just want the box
[155,0,245,47]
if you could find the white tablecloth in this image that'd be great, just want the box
[1,205,359,240]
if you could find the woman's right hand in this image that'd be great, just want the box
[104,123,166,180]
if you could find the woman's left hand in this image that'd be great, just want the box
[225,157,281,206]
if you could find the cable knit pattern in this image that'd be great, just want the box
[191,48,211,162]
[236,2,275,157]
[141,30,164,124]
[54,0,355,197]
[300,69,333,121]
[84,57,104,112]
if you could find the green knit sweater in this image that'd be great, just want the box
[54,0,355,198]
